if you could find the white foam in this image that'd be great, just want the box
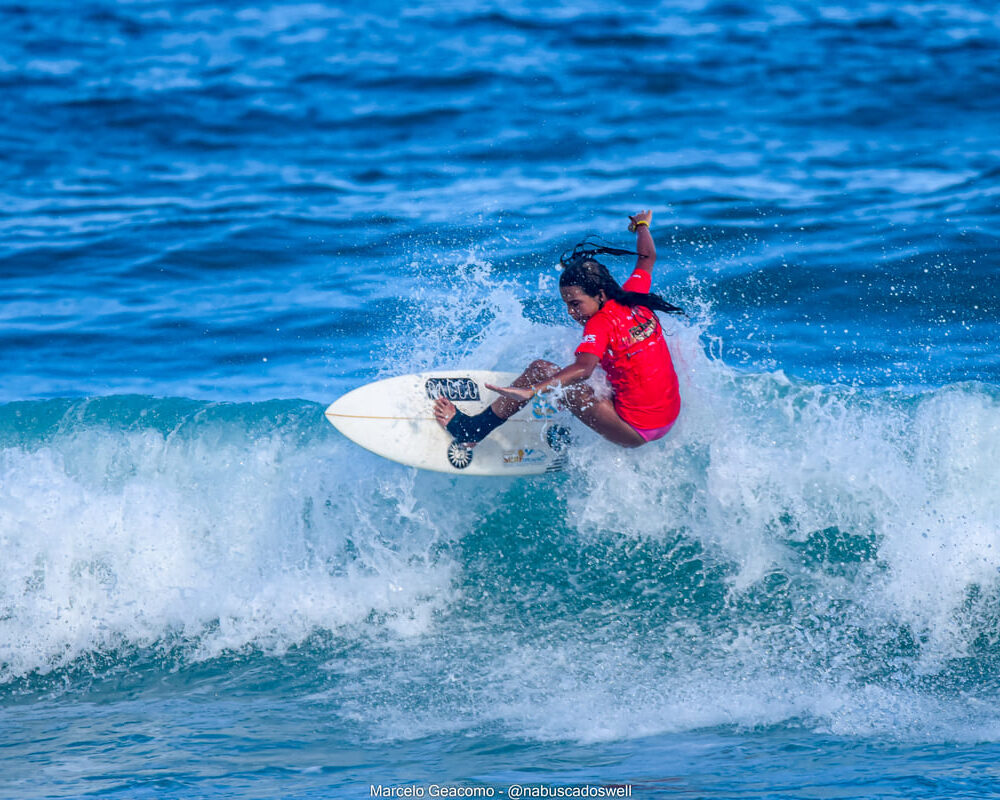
[0,407,478,681]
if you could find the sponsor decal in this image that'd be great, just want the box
[501,448,548,466]
[447,440,473,469]
[581,334,597,344]
[545,424,572,452]
[531,393,558,419]
[425,377,481,402]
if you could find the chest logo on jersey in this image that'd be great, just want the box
[425,377,481,402]
[629,314,657,344]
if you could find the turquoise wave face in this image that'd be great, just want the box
[3,374,1000,744]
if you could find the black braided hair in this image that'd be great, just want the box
[558,239,684,316]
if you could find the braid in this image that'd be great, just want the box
[609,284,685,316]
[559,257,684,316]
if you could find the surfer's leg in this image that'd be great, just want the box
[496,360,644,447]
[432,360,644,447]
[489,360,559,418]
[490,359,645,448]
[433,360,559,444]
[559,383,646,448]
[434,395,506,444]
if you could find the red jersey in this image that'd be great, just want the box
[574,268,681,430]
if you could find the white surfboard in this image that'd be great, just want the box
[325,370,571,476]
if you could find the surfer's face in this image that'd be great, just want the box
[560,285,603,325]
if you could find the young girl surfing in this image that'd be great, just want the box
[434,210,683,449]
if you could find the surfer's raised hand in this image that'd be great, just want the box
[485,383,535,403]
[628,209,652,230]
[629,209,656,271]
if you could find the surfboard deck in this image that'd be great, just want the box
[325,370,571,476]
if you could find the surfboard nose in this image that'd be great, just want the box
[324,371,569,476]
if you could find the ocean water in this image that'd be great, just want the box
[3,1,1000,797]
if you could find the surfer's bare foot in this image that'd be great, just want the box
[433,395,479,447]
[433,395,457,429]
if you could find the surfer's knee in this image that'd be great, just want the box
[526,359,558,380]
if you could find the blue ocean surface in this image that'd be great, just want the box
[3,1,1000,798]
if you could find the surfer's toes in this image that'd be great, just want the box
[433,396,455,428]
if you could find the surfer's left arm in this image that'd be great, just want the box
[486,353,599,402]
[629,209,655,274]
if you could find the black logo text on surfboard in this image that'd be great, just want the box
[425,377,481,402]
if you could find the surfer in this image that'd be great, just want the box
[434,210,683,448]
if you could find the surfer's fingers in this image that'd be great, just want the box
[485,383,519,397]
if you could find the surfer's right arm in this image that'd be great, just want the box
[486,353,600,402]
[629,209,655,274]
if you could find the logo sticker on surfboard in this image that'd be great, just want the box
[502,448,548,466]
[447,440,474,469]
[545,424,572,452]
[425,377,481,402]
[531,393,559,419]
